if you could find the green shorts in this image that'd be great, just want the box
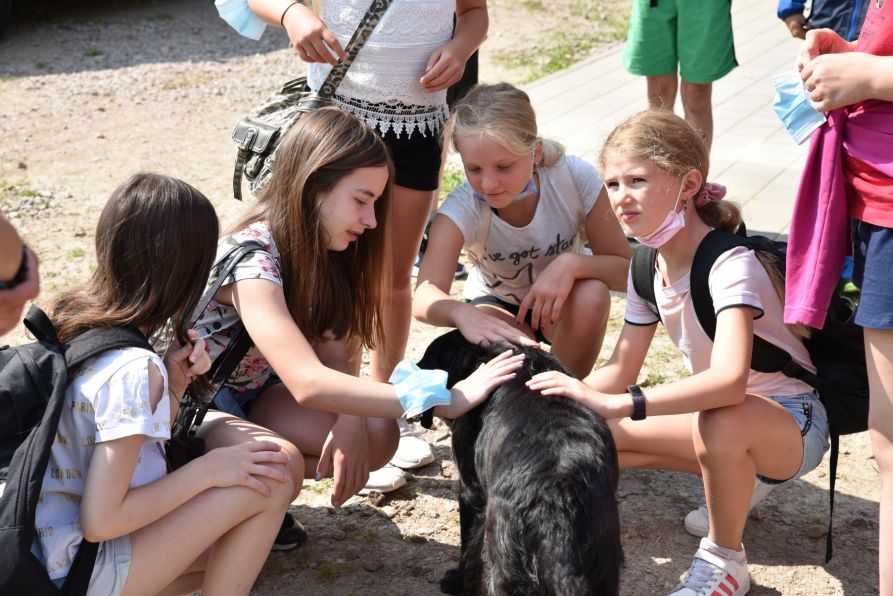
[623,0,737,84]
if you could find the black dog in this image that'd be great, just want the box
[417,330,623,596]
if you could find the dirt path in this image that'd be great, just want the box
[0,1,881,593]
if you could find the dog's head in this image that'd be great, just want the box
[417,329,571,389]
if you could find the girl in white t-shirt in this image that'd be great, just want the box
[38,174,294,595]
[526,111,830,596]
[414,83,632,378]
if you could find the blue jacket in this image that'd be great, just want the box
[777,0,868,41]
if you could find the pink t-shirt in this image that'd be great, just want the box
[625,246,815,398]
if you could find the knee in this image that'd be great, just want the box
[680,83,711,111]
[694,407,745,459]
[276,439,305,500]
[564,279,610,328]
[869,417,893,477]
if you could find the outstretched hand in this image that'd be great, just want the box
[316,415,370,507]
[437,349,526,419]
[454,305,539,348]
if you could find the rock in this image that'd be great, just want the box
[17,162,26,170]
[806,526,827,539]
[367,490,386,507]
[363,560,383,572]
[329,529,346,541]
[380,506,396,519]
[849,517,869,529]
[342,522,357,532]
[405,533,428,544]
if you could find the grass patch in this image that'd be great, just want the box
[35,62,48,70]
[84,48,103,58]
[0,75,17,83]
[316,562,357,583]
[302,477,333,495]
[147,12,174,22]
[439,165,465,200]
[67,248,86,260]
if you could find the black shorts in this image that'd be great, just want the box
[467,294,548,344]
[380,128,443,191]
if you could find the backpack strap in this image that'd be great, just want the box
[630,244,660,322]
[23,305,60,345]
[689,228,840,562]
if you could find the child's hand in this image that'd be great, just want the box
[526,371,621,419]
[516,254,576,331]
[420,41,466,92]
[202,440,291,496]
[440,350,525,417]
[783,13,808,40]
[454,305,540,348]
[797,28,856,71]
[163,329,211,399]
[316,415,370,507]
[282,2,347,65]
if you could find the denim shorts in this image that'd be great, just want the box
[852,220,893,330]
[211,374,282,420]
[52,534,132,595]
[757,391,830,485]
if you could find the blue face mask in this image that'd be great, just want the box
[772,71,827,145]
[216,0,267,40]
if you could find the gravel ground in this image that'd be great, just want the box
[0,0,882,594]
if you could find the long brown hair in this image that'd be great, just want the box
[51,173,220,346]
[600,110,808,337]
[232,107,393,348]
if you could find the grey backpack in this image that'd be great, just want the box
[230,0,393,201]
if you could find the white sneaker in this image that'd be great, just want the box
[669,538,750,596]
[389,419,435,470]
[359,464,407,494]
[683,479,776,537]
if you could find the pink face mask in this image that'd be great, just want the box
[632,180,686,249]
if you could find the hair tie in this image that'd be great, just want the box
[694,182,726,207]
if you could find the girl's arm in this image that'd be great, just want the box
[413,215,535,346]
[515,187,631,328]
[225,277,523,419]
[421,0,488,92]
[247,0,347,64]
[529,307,755,419]
[80,363,290,542]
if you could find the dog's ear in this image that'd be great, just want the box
[417,330,489,388]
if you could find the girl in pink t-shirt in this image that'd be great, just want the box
[527,111,829,596]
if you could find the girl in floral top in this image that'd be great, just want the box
[194,108,523,510]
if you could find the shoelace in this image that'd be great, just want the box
[679,556,722,595]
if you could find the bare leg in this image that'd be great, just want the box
[695,395,803,550]
[866,328,893,596]
[369,184,438,382]
[646,73,679,111]
[543,279,611,378]
[123,453,292,595]
[679,80,714,151]
[610,413,701,473]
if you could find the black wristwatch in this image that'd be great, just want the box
[0,244,29,291]
[627,384,647,421]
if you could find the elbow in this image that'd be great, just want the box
[711,370,749,407]
[80,511,118,543]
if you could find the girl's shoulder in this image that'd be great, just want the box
[75,346,163,389]
[220,221,279,257]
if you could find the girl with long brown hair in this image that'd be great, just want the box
[194,108,523,528]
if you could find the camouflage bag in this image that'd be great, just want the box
[230,0,393,201]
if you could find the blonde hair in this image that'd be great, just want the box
[601,110,808,338]
[450,82,565,166]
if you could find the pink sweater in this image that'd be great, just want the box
[785,102,893,328]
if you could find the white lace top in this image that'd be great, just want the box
[307,0,455,136]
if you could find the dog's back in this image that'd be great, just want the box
[418,331,623,596]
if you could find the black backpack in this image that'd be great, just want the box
[630,226,869,562]
[0,306,152,595]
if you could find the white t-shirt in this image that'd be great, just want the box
[437,155,602,305]
[625,246,815,398]
[33,347,170,581]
